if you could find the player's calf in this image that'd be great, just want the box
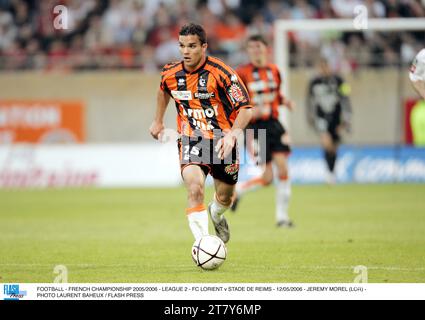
[187,183,204,206]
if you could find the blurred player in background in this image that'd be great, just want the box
[149,23,252,243]
[306,58,352,184]
[232,35,295,228]
[409,48,425,146]
[410,48,425,99]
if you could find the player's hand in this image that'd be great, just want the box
[215,132,238,160]
[341,121,351,134]
[286,99,296,111]
[149,121,165,140]
[336,125,343,137]
[283,98,295,111]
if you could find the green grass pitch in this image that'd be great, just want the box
[0,184,424,283]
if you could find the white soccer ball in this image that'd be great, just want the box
[191,235,227,270]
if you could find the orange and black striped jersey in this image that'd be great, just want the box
[236,63,284,122]
[160,56,251,139]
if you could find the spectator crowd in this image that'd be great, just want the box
[0,0,424,72]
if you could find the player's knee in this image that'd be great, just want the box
[262,165,274,185]
[321,135,333,149]
[278,167,289,180]
[187,184,204,203]
[215,192,232,207]
[263,176,273,186]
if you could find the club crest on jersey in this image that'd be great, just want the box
[224,163,239,175]
[229,84,245,103]
[199,78,206,87]
[178,78,185,85]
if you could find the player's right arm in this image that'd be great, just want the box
[150,64,175,140]
[149,88,170,140]
[306,79,316,128]
[215,63,252,159]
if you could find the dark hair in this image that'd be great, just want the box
[247,34,268,46]
[179,23,207,44]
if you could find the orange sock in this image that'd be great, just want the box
[186,204,206,215]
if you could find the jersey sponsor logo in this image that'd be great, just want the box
[181,105,220,131]
[252,92,278,105]
[224,163,239,175]
[182,105,219,120]
[171,90,193,101]
[192,119,215,131]
[194,92,215,100]
[229,84,246,103]
[248,80,278,92]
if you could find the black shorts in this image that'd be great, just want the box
[246,119,291,164]
[177,136,239,185]
[315,116,341,143]
[316,106,342,143]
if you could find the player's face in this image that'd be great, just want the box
[247,40,267,65]
[179,35,207,70]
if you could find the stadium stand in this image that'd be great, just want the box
[0,0,423,71]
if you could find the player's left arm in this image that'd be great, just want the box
[306,78,317,128]
[338,76,352,132]
[216,71,252,159]
[150,87,171,140]
[216,108,252,160]
[277,68,295,111]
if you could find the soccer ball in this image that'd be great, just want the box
[191,235,227,270]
